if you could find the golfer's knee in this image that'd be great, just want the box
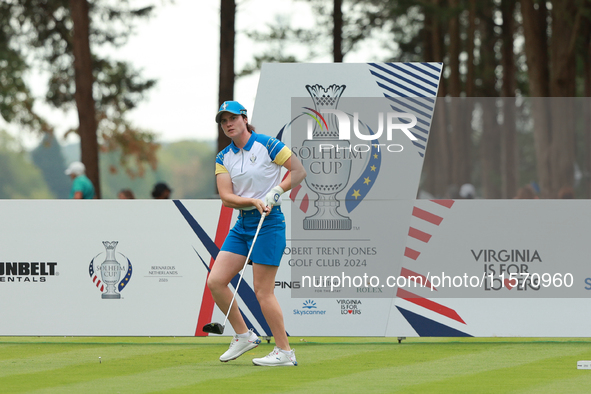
[207,274,224,293]
[254,289,273,303]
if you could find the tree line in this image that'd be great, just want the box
[0,133,215,199]
[222,0,591,198]
[1,1,590,199]
[0,0,159,198]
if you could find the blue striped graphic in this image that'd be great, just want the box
[386,63,439,89]
[174,200,274,336]
[371,69,433,99]
[194,248,264,337]
[415,62,442,73]
[368,62,442,157]
[372,65,437,97]
[397,307,472,337]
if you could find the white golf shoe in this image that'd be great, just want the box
[219,329,261,362]
[252,346,298,366]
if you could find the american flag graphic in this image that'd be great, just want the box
[397,199,472,336]
[88,255,104,292]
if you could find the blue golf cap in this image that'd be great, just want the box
[215,101,247,123]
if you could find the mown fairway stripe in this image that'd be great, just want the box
[0,345,204,391]
[516,373,591,394]
[411,347,591,393]
[1,341,591,393]
[271,344,591,394]
[154,342,493,393]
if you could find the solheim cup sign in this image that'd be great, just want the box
[89,241,133,299]
[252,62,443,303]
[301,84,352,230]
[287,83,434,298]
[299,85,419,231]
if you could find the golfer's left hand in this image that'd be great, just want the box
[264,186,284,208]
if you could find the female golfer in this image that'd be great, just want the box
[207,101,306,366]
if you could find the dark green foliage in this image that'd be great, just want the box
[1,0,159,189]
[9,0,158,115]
[0,2,48,133]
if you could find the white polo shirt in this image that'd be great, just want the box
[215,132,291,206]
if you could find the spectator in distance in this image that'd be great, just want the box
[514,184,538,199]
[65,161,95,199]
[558,186,575,199]
[151,182,172,199]
[118,189,135,199]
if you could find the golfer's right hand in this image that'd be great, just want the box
[252,198,268,215]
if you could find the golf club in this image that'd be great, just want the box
[202,212,266,335]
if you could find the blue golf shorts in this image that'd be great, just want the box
[220,206,286,266]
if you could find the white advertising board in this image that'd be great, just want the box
[2,199,591,337]
[2,63,589,337]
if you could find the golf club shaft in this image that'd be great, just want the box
[222,213,266,327]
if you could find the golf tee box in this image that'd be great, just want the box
[577,361,591,369]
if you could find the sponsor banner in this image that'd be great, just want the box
[1,199,591,336]
[278,296,393,337]
[385,200,591,337]
[0,199,219,336]
[394,200,591,299]
[2,63,591,337]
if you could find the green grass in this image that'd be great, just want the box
[1,337,591,393]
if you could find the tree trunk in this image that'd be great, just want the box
[420,3,434,196]
[423,5,433,63]
[427,93,451,198]
[70,0,100,198]
[480,99,501,198]
[447,0,461,99]
[465,0,476,98]
[434,2,450,197]
[333,0,343,62]
[448,0,470,188]
[479,1,502,199]
[500,0,517,199]
[218,0,235,153]
[521,0,552,197]
[520,0,550,97]
[585,35,591,197]
[549,0,577,196]
[422,0,450,198]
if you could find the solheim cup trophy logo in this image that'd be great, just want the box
[302,84,352,230]
[89,241,133,299]
[99,241,123,299]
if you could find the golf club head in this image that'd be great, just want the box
[202,322,224,335]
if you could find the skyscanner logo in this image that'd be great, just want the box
[293,299,327,316]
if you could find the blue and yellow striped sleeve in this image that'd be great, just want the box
[260,135,291,165]
[215,152,228,175]
[274,146,291,166]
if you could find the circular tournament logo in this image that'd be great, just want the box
[88,241,133,299]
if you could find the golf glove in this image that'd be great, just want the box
[265,186,284,207]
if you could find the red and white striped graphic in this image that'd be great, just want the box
[404,200,453,262]
[283,171,309,213]
[92,274,104,292]
[398,200,468,327]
